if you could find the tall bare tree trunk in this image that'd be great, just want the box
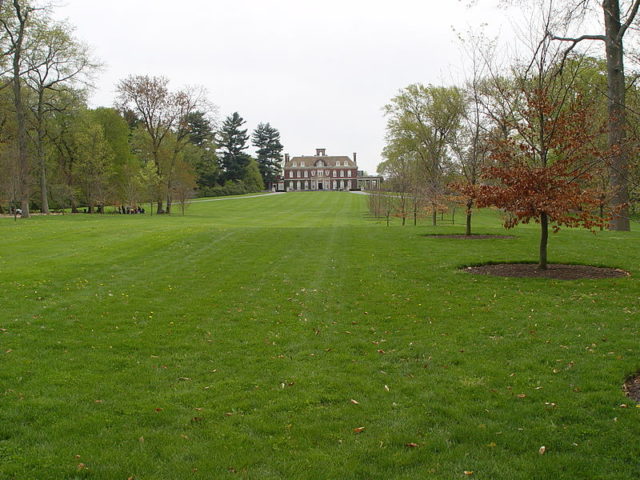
[604,0,631,231]
[11,1,30,218]
[36,94,50,214]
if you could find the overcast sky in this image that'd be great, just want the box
[54,0,514,174]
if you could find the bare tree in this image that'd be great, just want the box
[164,86,209,214]
[116,75,177,213]
[116,76,210,214]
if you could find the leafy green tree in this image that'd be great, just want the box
[24,20,96,214]
[243,157,265,191]
[75,119,113,212]
[251,122,283,190]
[0,0,41,217]
[383,84,465,225]
[89,108,133,202]
[218,112,250,183]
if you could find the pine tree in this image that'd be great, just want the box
[218,112,250,183]
[186,111,219,188]
[251,122,283,189]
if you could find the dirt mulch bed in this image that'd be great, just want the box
[464,263,630,280]
[624,374,640,403]
[424,234,515,239]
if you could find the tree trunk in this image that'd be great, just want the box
[12,12,30,218]
[37,96,50,214]
[432,204,437,226]
[166,188,172,214]
[413,205,417,226]
[539,212,549,270]
[603,0,631,231]
[466,199,473,236]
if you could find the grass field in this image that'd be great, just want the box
[0,192,638,479]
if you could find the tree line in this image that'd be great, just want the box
[374,1,640,268]
[0,0,283,218]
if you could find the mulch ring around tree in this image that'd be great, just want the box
[623,373,640,403]
[463,263,630,280]
[423,234,515,239]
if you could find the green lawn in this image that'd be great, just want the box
[0,192,638,479]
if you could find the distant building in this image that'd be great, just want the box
[357,171,383,190]
[280,148,358,191]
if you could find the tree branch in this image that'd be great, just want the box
[619,0,640,41]
[550,33,606,67]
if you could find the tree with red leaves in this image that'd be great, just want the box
[469,83,610,269]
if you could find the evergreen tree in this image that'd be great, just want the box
[186,111,214,148]
[218,112,249,183]
[186,111,219,188]
[251,122,283,189]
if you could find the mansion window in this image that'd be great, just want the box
[340,170,344,177]
[297,171,301,178]
[301,161,305,167]
[333,170,337,177]
[304,170,308,178]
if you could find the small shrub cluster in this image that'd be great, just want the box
[198,180,263,198]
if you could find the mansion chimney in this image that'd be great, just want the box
[353,152,357,163]
[285,153,290,162]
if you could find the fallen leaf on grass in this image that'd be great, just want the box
[154,408,163,412]
[353,427,365,433]
[77,463,86,471]
[350,399,359,405]
[517,394,526,399]
[405,442,419,448]
[384,385,390,392]
[464,471,473,476]
[539,446,546,455]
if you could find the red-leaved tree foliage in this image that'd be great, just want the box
[458,85,611,269]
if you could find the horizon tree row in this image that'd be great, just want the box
[0,1,284,217]
[377,11,640,268]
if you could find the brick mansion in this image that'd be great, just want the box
[281,148,358,191]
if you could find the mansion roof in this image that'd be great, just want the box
[285,149,357,169]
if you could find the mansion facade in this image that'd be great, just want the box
[281,148,358,191]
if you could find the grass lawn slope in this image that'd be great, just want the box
[0,192,638,479]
